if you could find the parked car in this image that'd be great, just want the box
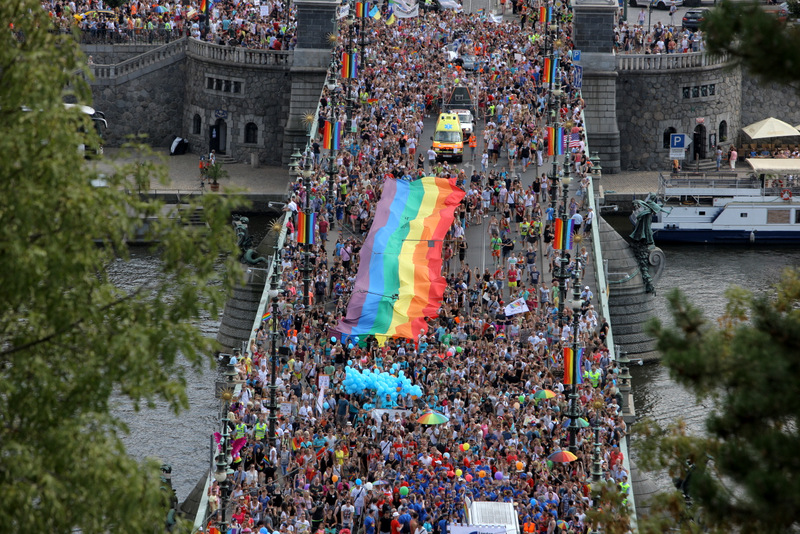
[681,8,709,30]
[630,0,683,9]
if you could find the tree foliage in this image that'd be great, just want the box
[703,0,800,90]
[0,2,243,532]
[637,268,800,533]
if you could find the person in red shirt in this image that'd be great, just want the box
[390,511,401,534]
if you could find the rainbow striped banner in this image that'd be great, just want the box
[546,126,555,156]
[297,211,315,245]
[555,126,565,156]
[336,177,465,343]
[553,217,575,251]
[563,347,583,385]
[341,52,358,79]
[322,121,342,150]
[539,6,546,23]
[542,57,551,85]
[355,1,370,17]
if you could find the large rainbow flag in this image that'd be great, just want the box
[336,177,465,343]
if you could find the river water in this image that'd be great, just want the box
[110,217,800,501]
[605,213,800,488]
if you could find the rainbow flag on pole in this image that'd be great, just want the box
[546,126,555,156]
[553,217,575,251]
[355,1,370,17]
[542,58,551,85]
[563,347,583,385]
[297,212,316,245]
[322,121,342,150]
[342,52,357,79]
[555,126,565,156]
[336,177,465,343]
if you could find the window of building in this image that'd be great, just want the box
[795,209,800,224]
[193,114,202,135]
[740,213,748,218]
[244,122,258,144]
[719,120,728,142]
[205,75,245,97]
[663,127,677,149]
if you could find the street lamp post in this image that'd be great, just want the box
[301,160,313,310]
[555,164,571,328]
[268,250,282,453]
[214,357,238,532]
[566,260,582,454]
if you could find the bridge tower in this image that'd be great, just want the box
[282,0,339,163]
[573,0,621,174]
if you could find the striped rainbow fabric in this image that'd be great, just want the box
[322,121,342,150]
[297,212,315,245]
[336,177,465,343]
[355,1,369,17]
[553,217,574,251]
[542,57,551,85]
[341,52,358,79]
[563,347,583,385]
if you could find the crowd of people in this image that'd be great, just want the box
[42,0,297,49]
[614,17,705,54]
[193,2,632,534]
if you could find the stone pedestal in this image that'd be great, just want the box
[573,0,621,174]
[282,0,338,163]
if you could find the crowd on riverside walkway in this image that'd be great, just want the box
[195,3,629,534]
[41,0,297,49]
[613,17,705,54]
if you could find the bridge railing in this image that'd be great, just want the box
[616,51,730,71]
[579,108,638,532]
[187,38,292,66]
[90,36,188,79]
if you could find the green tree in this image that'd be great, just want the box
[636,268,800,533]
[0,2,243,533]
[703,0,800,90]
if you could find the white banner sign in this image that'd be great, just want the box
[504,297,529,316]
[318,374,330,390]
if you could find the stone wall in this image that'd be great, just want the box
[616,61,742,170]
[91,59,187,148]
[182,53,292,166]
[740,77,800,142]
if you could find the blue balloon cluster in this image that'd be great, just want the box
[342,366,423,399]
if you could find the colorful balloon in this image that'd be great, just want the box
[455,469,463,477]
[332,475,339,483]
[399,486,409,496]
[356,478,363,486]
[495,471,504,480]
[465,474,473,482]
[516,461,524,471]
[463,443,470,451]
[478,470,486,478]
